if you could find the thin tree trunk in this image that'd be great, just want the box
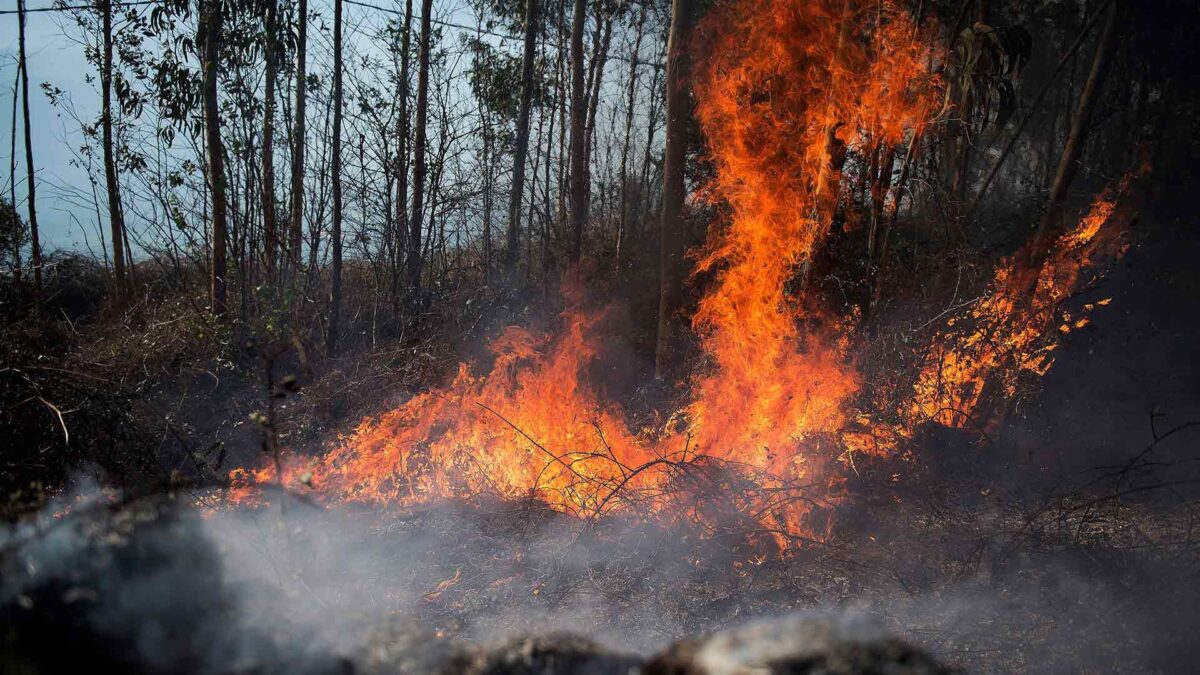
[393,0,413,307]
[1028,0,1119,267]
[481,112,493,281]
[288,0,308,273]
[566,0,588,263]
[262,0,279,280]
[100,0,127,303]
[963,0,1116,222]
[583,4,614,167]
[201,0,227,316]
[9,55,22,282]
[638,54,663,242]
[407,0,434,295]
[327,0,344,354]
[17,0,41,300]
[551,0,567,272]
[654,0,692,380]
[615,0,646,275]
[505,0,538,278]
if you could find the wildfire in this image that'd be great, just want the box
[911,192,1129,431]
[228,0,1129,544]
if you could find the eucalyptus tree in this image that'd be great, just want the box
[506,0,540,277]
[327,0,344,354]
[406,0,434,295]
[566,0,586,262]
[654,0,691,379]
[16,0,42,299]
[288,0,310,275]
[100,0,129,302]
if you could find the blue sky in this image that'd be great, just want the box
[2,0,104,251]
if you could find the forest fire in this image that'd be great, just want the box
[228,0,1127,544]
[7,0,1200,668]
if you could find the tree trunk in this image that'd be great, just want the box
[8,61,21,282]
[327,0,344,354]
[583,5,614,168]
[566,0,587,263]
[407,0,434,295]
[393,0,413,307]
[17,0,41,300]
[481,112,493,282]
[262,0,279,280]
[288,0,308,273]
[505,0,538,278]
[201,0,227,316]
[654,0,692,380]
[615,0,646,275]
[100,0,127,303]
[1029,0,1119,267]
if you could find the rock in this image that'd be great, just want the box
[644,614,953,675]
[466,633,641,675]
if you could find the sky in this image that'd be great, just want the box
[2,0,103,252]
[0,0,535,255]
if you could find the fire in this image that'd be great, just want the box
[227,1,1128,544]
[685,0,938,475]
[910,192,1128,430]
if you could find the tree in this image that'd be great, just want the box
[406,0,434,295]
[17,0,42,300]
[505,0,539,279]
[614,0,647,273]
[8,58,22,283]
[392,0,413,305]
[1031,0,1120,262]
[654,0,691,379]
[0,199,27,277]
[288,0,309,273]
[200,0,228,316]
[100,0,128,303]
[327,0,344,354]
[261,0,279,279]
[566,0,587,263]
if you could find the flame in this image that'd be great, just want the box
[230,0,941,539]
[685,0,938,469]
[910,192,1128,430]
[227,1,1129,545]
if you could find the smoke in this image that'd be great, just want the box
[4,478,1199,673]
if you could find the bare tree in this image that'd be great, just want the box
[1031,0,1120,259]
[615,0,647,272]
[393,0,413,305]
[406,0,434,295]
[327,0,345,354]
[200,0,228,316]
[17,0,42,299]
[261,0,279,279]
[655,0,691,379]
[505,0,539,279]
[288,0,309,273]
[566,0,587,263]
[99,0,128,302]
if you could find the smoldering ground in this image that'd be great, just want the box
[3,468,1199,674]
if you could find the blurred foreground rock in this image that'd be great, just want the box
[1,496,952,674]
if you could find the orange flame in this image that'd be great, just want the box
[910,192,1128,430]
[227,2,1130,545]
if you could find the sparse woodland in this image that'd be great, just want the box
[2,0,1200,671]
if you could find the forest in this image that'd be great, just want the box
[1,0,1199,672]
